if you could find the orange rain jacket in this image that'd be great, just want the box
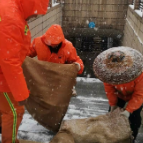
[104,72,143,113]
[0,0,49,101]
[28,25,84,75]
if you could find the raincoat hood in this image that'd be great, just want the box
[19,0,49,19]
[41,24,65,45]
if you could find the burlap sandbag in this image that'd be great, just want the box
[22,57,78,132]
[50,108,133,143]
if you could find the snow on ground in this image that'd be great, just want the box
[0,77,143,143]
[76,96,108,102]
[76,77,102,83]
[16,93,109,143]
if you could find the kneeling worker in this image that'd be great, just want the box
[93,46,143,143]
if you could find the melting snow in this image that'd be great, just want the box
[76,77,102,83]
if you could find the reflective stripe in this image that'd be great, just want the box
[3,92,17,143]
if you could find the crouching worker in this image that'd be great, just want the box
[28,24,84,94]
[93,46,143,143]
[0,0,49,142]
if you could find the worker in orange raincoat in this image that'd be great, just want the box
[0,0,49,142]
[28,24,84,77]
[93,47,143,143]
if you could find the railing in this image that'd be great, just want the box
[133,0,135,4]
[49,0,64,7]
[140,0,143,11]
[134,0,140,9]
[128,0,134,5]
[128,0,143,17]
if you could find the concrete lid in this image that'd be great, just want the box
[93,46,143,84]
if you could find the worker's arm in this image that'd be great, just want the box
[0,25,29,102]
[66,42,84,75]
[27,38,37,57]
[125,73,143,113]
[103,83,118,107]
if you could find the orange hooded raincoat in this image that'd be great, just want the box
[0,0,49,101]
[28,24,84,74]
[0,0,49,143]
[104,72,143,113]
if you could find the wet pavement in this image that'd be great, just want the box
[0,77,143,143]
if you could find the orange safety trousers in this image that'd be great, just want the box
[0,92,24,143]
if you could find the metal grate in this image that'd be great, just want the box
[140,0,143,11]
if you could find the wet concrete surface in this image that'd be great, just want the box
[0,77,143,143]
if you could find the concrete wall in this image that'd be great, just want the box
[62,0,129,31]
[28,5,62,41]
[122,6,143,54]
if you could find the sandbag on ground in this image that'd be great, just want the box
[50,108,133,143]
[22,57,78,132]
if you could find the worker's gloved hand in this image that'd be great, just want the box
[18,99,27,106]
[110,105,118,112]
[120,110,130,118]
[73,62,81,72]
